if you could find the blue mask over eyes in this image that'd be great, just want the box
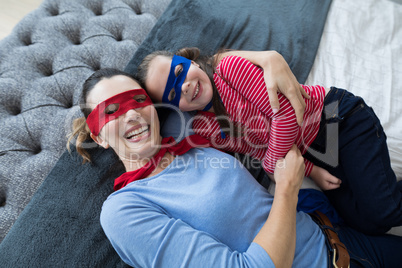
[162,55,191,107]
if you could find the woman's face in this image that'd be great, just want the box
[145,55,214,112]
[87,75,161,167]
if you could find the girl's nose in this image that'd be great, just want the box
[124,109,141,122]
[181,81,191,95]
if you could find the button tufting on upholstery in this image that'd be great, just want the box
[0,186,5,207]
[66,29,82,46]
[43,68,53,77]
[124,1,142,15]
[115,34,123,42]
[33,147,42,155]
[21,35,33,46]
[70,33,81,46]
[48,8,59,16]
[132,7,142,15]
[63,97,74,109]
[0,196,5,207]
[37,61,54,77]
[67,99,74,109]
[91,62,101,71]
[90,4,103,16]
[10,105,21,116]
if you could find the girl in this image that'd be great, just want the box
[69,68,402,267]
[137,47,402,235]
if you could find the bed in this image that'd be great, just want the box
[0,0,401,266]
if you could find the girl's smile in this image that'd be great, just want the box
[145,55,213,112]
[192,82,202,101]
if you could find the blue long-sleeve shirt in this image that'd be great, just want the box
[100,148,328,267]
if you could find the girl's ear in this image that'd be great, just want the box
[191,60,200,68]
[90,133,110,149]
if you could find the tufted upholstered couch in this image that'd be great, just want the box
[1,0,401,266]
[0,0,171,243]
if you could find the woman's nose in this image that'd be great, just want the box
[124,109,141,122]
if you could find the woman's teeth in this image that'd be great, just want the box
[192,84,200,100]
[126,126,149,139]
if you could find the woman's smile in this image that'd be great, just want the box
[124,124,151,142]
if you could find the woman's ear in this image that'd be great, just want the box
[90,133,110,149]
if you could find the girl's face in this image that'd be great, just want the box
[145,55,214,112]
[87,75,161,169]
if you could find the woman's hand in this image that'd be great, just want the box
[309,164,341,190]
[215,50,309,126]
[274,144,305,195]
[262,51,309,126]
[254,145,304,268]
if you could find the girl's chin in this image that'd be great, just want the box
[197,100,211,111]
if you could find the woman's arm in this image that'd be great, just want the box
[215,50,309,126]
[253,145,304,268]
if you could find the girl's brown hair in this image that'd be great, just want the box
[67,68,139,163]
[137,47,241,137]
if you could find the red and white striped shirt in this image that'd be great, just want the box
[192,56,325,176]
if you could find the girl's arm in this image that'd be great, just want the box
[216,55,304,176]
[310,164,341,190]
[215,50,309,126]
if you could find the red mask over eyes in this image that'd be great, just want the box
[86,89,153,136]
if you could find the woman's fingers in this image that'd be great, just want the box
[274,145,305,191]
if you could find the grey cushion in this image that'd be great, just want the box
[0,0,171,243]
[125,0,332,84]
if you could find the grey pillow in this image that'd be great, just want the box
[125,0,332,84]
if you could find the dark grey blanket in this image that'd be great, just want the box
[0,0,331,266]
[0,146,128,267]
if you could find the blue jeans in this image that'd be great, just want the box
[337,224,402,267]
[305,87,402,235]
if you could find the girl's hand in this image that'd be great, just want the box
[309,165,341,190]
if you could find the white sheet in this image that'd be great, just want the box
[306,0,402,181]
[304,0,402,235]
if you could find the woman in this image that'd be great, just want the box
[69,68,402,267]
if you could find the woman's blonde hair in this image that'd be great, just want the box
[66,68,140,163]
[67,117,92,163]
